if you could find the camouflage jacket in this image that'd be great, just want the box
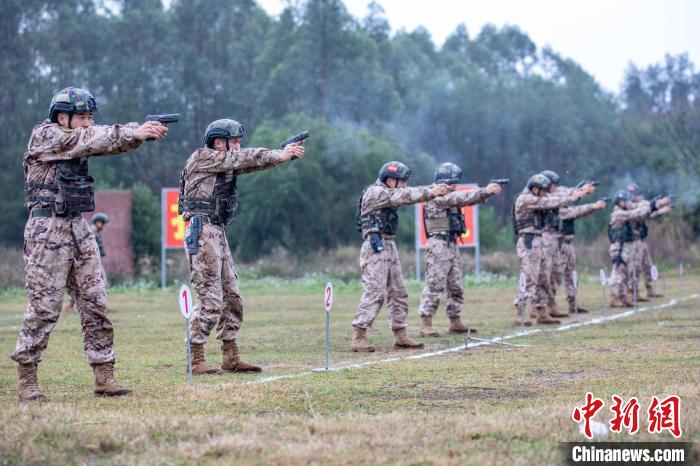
[423,187,491,220]
[24,120,142,211]
[360,180,432,239]
[513,188,576,234]
[181,147,285,221]
[558,202,600,239]
[608,203,652,256]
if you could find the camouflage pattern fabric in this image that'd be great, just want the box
[12,120,143,365]
[418,188,492,317]
[181,147,283,221]
[352,239,409,330]
[515,234,546,316]
[551,202,600,301]
[187,223,243,344]
[183,145,285,340]
[24,120,141,211]
[513,187,576,313]
[353,182,432,330]
[608,203,651,301]
[12,217,114,365]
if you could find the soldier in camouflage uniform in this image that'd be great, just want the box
[552,200,607,314]
[351,161,453,352]
[179,119,305,375]
[512,174,590,326]
[63,212,109,313]
[417,163,502,337]
[539,170,596,319]
[607,190,672,307]
[626,183,668,301]
[12,87,168,402]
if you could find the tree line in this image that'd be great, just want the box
[1,0,698,262]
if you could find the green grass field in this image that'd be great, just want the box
[0,274,698,465]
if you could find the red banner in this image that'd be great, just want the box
[416,184,478,249]
[163,188,187,249]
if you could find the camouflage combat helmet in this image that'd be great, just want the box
[614,189,631,207]
[91,212,109,224]
[526,173,552,191]
[204,119,246,148]
[434,162,463,184]
[49,87,98,123]
[378,161,412,183]
[540,170,560,185]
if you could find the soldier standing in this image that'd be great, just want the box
[627,183,669,301]
[12,87,168,401]
[351,162,453,352]
[512,174,590,326]
[417,163,502,337]
[552,200,607,314]
[608,190,672,307]
[539,170,596,319]
[179,119,304,375]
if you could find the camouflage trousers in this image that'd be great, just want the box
[418,237,463,318]
[514,233,546,316]
[552,239,576,301]
[11,216,115,365]
[629,240,653,293]
[609,241,633,300]
[541,231,559,307]
[353,238,408,330]
[187,223,243,345]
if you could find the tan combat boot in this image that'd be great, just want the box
[647,289,663,299]
[92,362,132,397]
[513,316,533,327]
[448,315,475,334]
[535,307,560,325]
[221,340,262,373]
[392,328,425,350]
[548,300,569,318]
[18,363,47,402]
[190,343,222,375]
[420,315,439,337]
[609,296,630,308]
[351,327,376,352]
[567,298,589,314]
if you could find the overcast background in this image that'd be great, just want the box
[258,0,700,93]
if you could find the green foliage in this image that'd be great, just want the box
[478,206,515,252]
[0,0,697,258]
[131,183,160,263]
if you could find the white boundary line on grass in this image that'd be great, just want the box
[242,293,698,386]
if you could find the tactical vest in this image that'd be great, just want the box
[25,159,95,215]
[634,221,648,239]
[424,207,465,240]
[512,198,545,234]
[542,208,560,230]
[355,187,399,236]
[178,170,238,225]
[608,222,635,243]
[559,218,575,236]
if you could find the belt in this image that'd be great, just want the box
[519,232,542,237]
[29,209,82,219]
[429,233,450,242]
[190,215,221,226]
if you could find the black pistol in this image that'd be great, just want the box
[279,131,310,149]
[144,114,179,141]
[489,178,510,185]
